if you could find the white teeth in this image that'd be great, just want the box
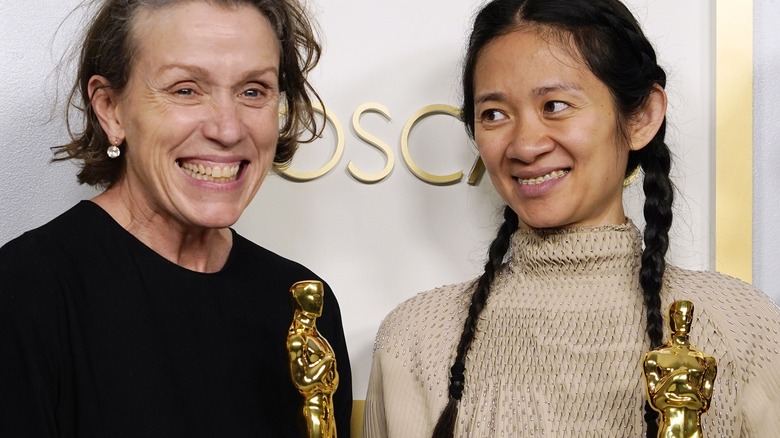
[180,161,241,182]
[519,169,568,185]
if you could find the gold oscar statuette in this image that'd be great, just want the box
[287,280,339,438]
[643,300,717,438]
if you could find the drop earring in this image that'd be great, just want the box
[623,166,641,187]
[107,138,121,159]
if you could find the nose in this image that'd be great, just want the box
[202,94,245,147]
[506,113,555,163]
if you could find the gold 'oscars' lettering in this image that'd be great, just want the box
[401,104,463,185]
[277,102,486,185]
[348,103,395,183]
[278,104,345,182]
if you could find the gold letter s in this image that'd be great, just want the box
[348,103,395,183]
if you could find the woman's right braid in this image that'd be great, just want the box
[599,0,671,350]
[432,206,519,438]
[637,124,673,437]
[592,9,672,435]
[636,131,673,437]
[639,136,672,348]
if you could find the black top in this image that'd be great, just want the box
[0,201,352,437]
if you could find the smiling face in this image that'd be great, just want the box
[474,27,631,229]
[105,1,281,231]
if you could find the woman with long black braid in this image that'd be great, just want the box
[362,0,780,436]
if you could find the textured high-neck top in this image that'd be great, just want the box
[362,223,780,437]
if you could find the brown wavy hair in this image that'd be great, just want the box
[54,0,323,188]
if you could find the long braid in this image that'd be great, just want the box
[639,142,671,349]
[432,206,519,438]
[572,6,672,434]
[605,13,672,436]
[635,124,673,437]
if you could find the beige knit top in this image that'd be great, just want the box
[362,223,780,437]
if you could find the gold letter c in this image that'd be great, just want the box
[401,104,463,185]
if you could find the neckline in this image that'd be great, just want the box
[79,200,238,276]
[508,221,642,277]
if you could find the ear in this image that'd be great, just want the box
[88,75,125,144]
[628,83,667,151]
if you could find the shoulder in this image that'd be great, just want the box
[1,201,107,262]
[373,279,474,354]
[229,231,346,326]
[664,267,779,323]
[0,202,97,284]
[665,266,780,374]
[230,231,320,279]
[0,204,95,334]
[666,268,780,428]
[369,280,474,408]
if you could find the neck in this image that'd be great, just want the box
[671,333,690,345]
[294,313,316,329]
[509,221,640,277]
[92,188,232,273]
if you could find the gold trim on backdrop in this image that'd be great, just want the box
[351,400,365,437]
[716,0,753,282]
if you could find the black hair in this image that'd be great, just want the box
[433,0,673,436]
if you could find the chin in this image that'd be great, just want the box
[204,218,240,229]
[521,221,563,230]
[517,213,571,230]
[185,207,244,230]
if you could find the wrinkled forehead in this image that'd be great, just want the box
[129,0,270,30]
[127,0,281,42]
[125,0,280,66]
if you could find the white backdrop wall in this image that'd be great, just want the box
[0,0,775,400]
[754,0,780,304]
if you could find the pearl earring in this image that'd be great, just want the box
[107,138,121,159]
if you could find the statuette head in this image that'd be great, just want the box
[291,281,324,317]
[669,299,694,335]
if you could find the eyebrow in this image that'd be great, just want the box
[532,81,583,96]
[157,63,279,81]
[475,82,583,105]
[474,91,508,106]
